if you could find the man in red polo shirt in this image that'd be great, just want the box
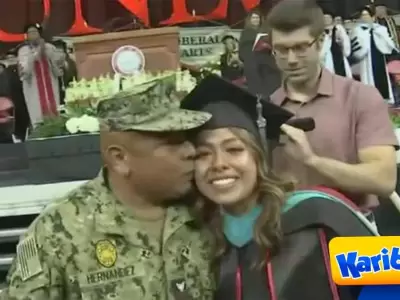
[264,0,398,225]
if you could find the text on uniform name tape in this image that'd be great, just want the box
[329,237,400,285]
[85,266,135,285]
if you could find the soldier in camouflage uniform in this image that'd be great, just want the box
[3,75,215,300]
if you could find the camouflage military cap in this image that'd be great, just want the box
[96,74,211,132]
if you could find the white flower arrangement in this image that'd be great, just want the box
[65,114,100,134]
[31,69,208,138]
[58,69,199,136]
[64,69,198,105]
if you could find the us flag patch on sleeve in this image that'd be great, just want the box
[16,235,43,281]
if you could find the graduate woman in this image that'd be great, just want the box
[181,74,375,300]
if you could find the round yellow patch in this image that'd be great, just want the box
[95,240,117,268]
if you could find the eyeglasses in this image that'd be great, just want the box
[273,37,319,58]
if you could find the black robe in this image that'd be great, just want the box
[377,17,399,60]
[239,28,281,100]
[369,27,391,100]
[216,197,373,300]
[4,64,30,140]
[329,27,347,77]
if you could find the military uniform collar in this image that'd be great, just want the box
[92,169,195,245]
[162,205,195,245]
[91,169,125,236]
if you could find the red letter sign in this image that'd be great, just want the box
[241,0,260,11]
[43,0,51,18]
[0,30,23,43]
[160,0,228,25]
[65,0,101,35]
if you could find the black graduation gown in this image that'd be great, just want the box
[238,28,281,99]
[4,64,30,140]
[216,197,373,300]
[329,27,346,77]
[368,27,391,100]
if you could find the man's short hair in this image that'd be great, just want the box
[264,0,324,38]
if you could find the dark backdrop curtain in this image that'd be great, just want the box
[0,0,398,53]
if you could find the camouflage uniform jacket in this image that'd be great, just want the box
[4,173,215,300]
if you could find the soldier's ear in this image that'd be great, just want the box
[105,145,131,176]
[101,131,131,177]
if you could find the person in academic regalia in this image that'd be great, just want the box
[320,12,352,77]
[350,6,398,103]
[181,74,375,300]
[17,23,64,127]
[4,50,30,141]
[239,10,281,99]
[375,3,399,55]
[219,35,244,83]
[52,39,78,104]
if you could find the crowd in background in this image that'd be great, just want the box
[0,3,399,144]
[219,4,400,103]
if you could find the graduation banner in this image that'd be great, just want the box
[179,26,241,66]
[53,27,242,68]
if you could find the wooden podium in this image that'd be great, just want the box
[71,27,180,79]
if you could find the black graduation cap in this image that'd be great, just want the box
[359,5,374,16]
[52,39,67,51]
[181,74,265,140]
[181,75,315,169]
[322,9,335,18]
[374,0,386,7]
[221,35,237,43]
[374,1,397,15]
[181,75,298,142]
[24,23,42,33]
[6,49,16,57]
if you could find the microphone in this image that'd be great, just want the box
[286,117,315,132]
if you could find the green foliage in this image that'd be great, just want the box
[29,115,70,138]
[29,102,96,139]
[391,113,400,129]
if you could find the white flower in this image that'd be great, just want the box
[65,117,80,134]
[77,114,100,133]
